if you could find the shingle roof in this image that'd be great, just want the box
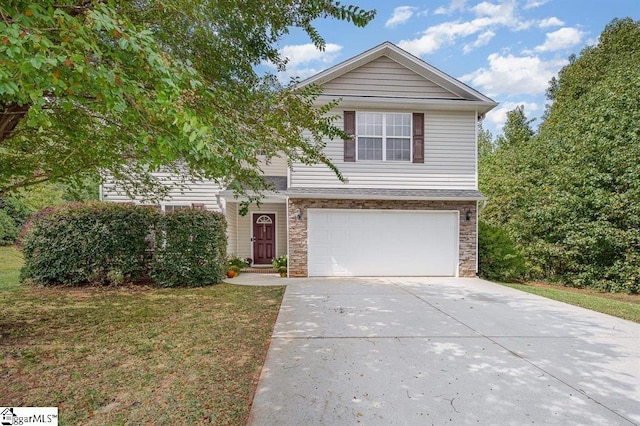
[263,176,288,191]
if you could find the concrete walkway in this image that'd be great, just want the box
[223,273,285,286]
[248,277,640,425]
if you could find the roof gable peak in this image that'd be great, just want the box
[298,41,495,104]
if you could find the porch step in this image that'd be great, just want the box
[244,267,278,274]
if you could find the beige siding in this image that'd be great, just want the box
[290,110,477,189]
[425,110,477,175]
[234,203,287,261]
[225,202,238,256]
[102,173,223,211]
[258,155,288,176]
[322,56,461,99]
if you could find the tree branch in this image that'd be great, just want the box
[52,0,106,17]
[0,103,31,144]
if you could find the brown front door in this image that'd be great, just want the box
[253,214,275,265]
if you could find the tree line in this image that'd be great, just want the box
[479,18,640,293]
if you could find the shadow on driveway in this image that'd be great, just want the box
[249,277,640,425]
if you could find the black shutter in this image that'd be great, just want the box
[412,112,424,163]
[344,111,356,162]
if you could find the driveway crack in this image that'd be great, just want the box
[398,285,638,426]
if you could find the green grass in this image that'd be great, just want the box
[0,246,285,425]
[499,282,640,323]
[0,245,24,291]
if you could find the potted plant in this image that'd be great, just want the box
[272,255,288,278]
[227,255,249,278]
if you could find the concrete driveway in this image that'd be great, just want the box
[248,277,640,425]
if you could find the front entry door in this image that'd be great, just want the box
[253,214,275,265]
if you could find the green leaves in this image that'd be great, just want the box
[151,209,228,287]
[1,0,375,199]
[20,202,162,286]
[480,18,640,293]
[478,220,527,282]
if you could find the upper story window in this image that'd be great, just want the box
[356,112,412,162]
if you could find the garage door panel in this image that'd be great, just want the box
[308,209,458,277]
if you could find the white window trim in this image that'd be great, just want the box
[355,112,413,162]
[161,204,191,213]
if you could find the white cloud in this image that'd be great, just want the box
[385,6,417,28]
[399,20,482,55]
[460,53,568,96]
[534,27,584,52]
[463,30,495,53]
[538,17,564,28]
[472,0,515,22]
[485,101,540,131]
[434,0,467,15]
[280,43,342,67]
[399,0,528,56]
[524,0,549,9]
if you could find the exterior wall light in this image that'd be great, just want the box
[465,209,472,222]
[295,208,303,221]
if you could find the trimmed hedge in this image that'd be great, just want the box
[20,202,160,286]
[478,220,527,283]
[20,202,228,287]
[150,209,227,287]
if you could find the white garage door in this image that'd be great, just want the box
[307,209,458,277]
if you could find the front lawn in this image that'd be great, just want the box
[499,281,640,323]
[0,246,285,425]
[0,245,24,291]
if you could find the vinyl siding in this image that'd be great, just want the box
[290,110,477,189]
[226,202,239,256]
[258,155,288,176]
[234,203,287,261]
[321,56,461,99]
[101,173,223,211]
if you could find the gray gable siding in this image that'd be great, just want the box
[320,56,462,99]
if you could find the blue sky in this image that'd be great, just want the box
[269,0,640,137]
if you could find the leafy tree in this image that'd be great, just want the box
[477,121,494,162]
[494,105,535,148]
[0,1,375,198]
[521,18,640,293]
[478,220,526,282]
[480,18,640,293]
[0,194,32,244]
[479,105,537,230]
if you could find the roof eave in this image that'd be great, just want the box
[312,95,498,114]
[219,190,287,202]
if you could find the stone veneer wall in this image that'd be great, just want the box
[287,198,477,278]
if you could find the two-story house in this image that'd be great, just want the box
[101,42,497,278]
